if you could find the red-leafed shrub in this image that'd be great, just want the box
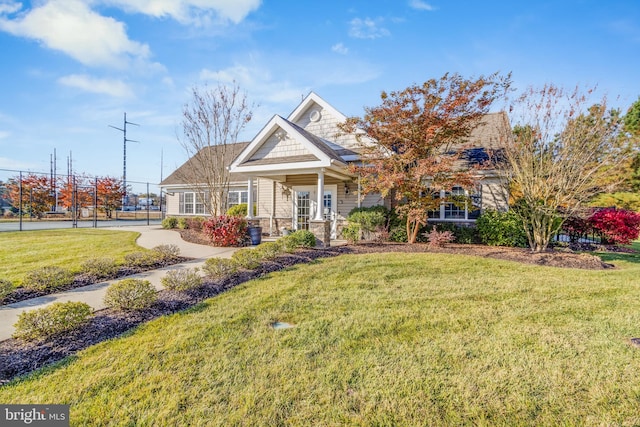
[589,208,640,245]
[562,214,593,243]
[202,215,248,247]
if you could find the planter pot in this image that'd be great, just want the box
[248,226,262,245]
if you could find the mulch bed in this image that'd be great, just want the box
[0,237,619,385]
[1,258,192,307]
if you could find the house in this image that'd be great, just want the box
[160,92,509,246]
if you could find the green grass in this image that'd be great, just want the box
[0,229,144,286]
[2,252,640,425]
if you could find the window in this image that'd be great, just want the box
[429,186,481,221]
[228,190,248,207]
[179,191,208,215]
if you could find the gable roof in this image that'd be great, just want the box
[229,115,348,174]
[160,142,249,186]
[287,91,347,124]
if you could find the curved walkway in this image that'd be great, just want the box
[0,226,240,342]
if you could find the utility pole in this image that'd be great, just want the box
[109,113,139,208]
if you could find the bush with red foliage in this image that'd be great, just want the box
[202,215,248,247]
[589,208,640,245]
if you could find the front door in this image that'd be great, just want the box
[293,185,337,238]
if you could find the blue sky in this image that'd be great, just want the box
[0,0,639,190]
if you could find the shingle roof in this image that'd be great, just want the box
[160,142,249,186]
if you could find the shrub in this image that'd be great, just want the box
[162,216,178,229]
[389,224,408,243]
[226,203,256,217]
[347,206,388,240]
[288,230,317,248]
[424,227,455,248]
[80,257,119,280]
[186,216,205,231]
[152,244,181,262]
[341,223,361,244]
[231,248,262,270]
[23,266,75,292]
[161,268,202,291]
[433,223,480,244]
[255,241,283,260]
[13,301,92,341]
[279,235,300,253]
[177,217,189,230]
[124,251,159,268]
[561,214,593,243]
[589,208,640,245]
[476,210,528,247]
[203,258,238,279]
[103,279,157,311]
[203,215,248,247]
[0,279,14,300]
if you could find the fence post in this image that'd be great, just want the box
[94,177,98,228]
[18,171,23,231]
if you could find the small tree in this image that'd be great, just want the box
[341,72,511,243]
[502,85,633,252]
[7,173,54,218]
[96,176,125,218]
[177,82,255,216]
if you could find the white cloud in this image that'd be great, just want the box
[0,130,9,140]
[0,1,20,14]
[408,0,435,11]
[102,0,262,25]
[348,17,390,39]
[199,64,305,104]
[58,74,134,98]
[331,42,348,55]
[0,0,151,68]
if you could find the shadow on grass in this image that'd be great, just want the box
[595,251,640,264]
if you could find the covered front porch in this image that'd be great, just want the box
[243,167,358,247]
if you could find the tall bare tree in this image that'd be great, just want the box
[177,82,254,216]
[501,85,633,252]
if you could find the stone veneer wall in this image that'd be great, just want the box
[309,220,331,247]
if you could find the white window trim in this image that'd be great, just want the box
[428,186,481,222]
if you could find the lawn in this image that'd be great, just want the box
[0,229,144,286]
[1,251,639,425]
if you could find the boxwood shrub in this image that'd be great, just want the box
[103,279,157,311]
[0,279,14,300]
[13,301,92,341]
[161,268,203,291]
[22,266,75,292]
[203,258,238,279]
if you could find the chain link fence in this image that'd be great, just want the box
[0,168,164,231]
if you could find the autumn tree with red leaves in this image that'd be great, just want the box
[7,174,54,218]
[96,176,125,218]
[341,72,511,243]
[58,175,93,217]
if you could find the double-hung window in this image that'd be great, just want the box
[429,186,481,221]
[179,192,208,214]
[228,190,248,207]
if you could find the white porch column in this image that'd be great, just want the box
[315,169,325,220]
[247,177,255,219]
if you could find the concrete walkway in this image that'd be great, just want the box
[0,225,240,341]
